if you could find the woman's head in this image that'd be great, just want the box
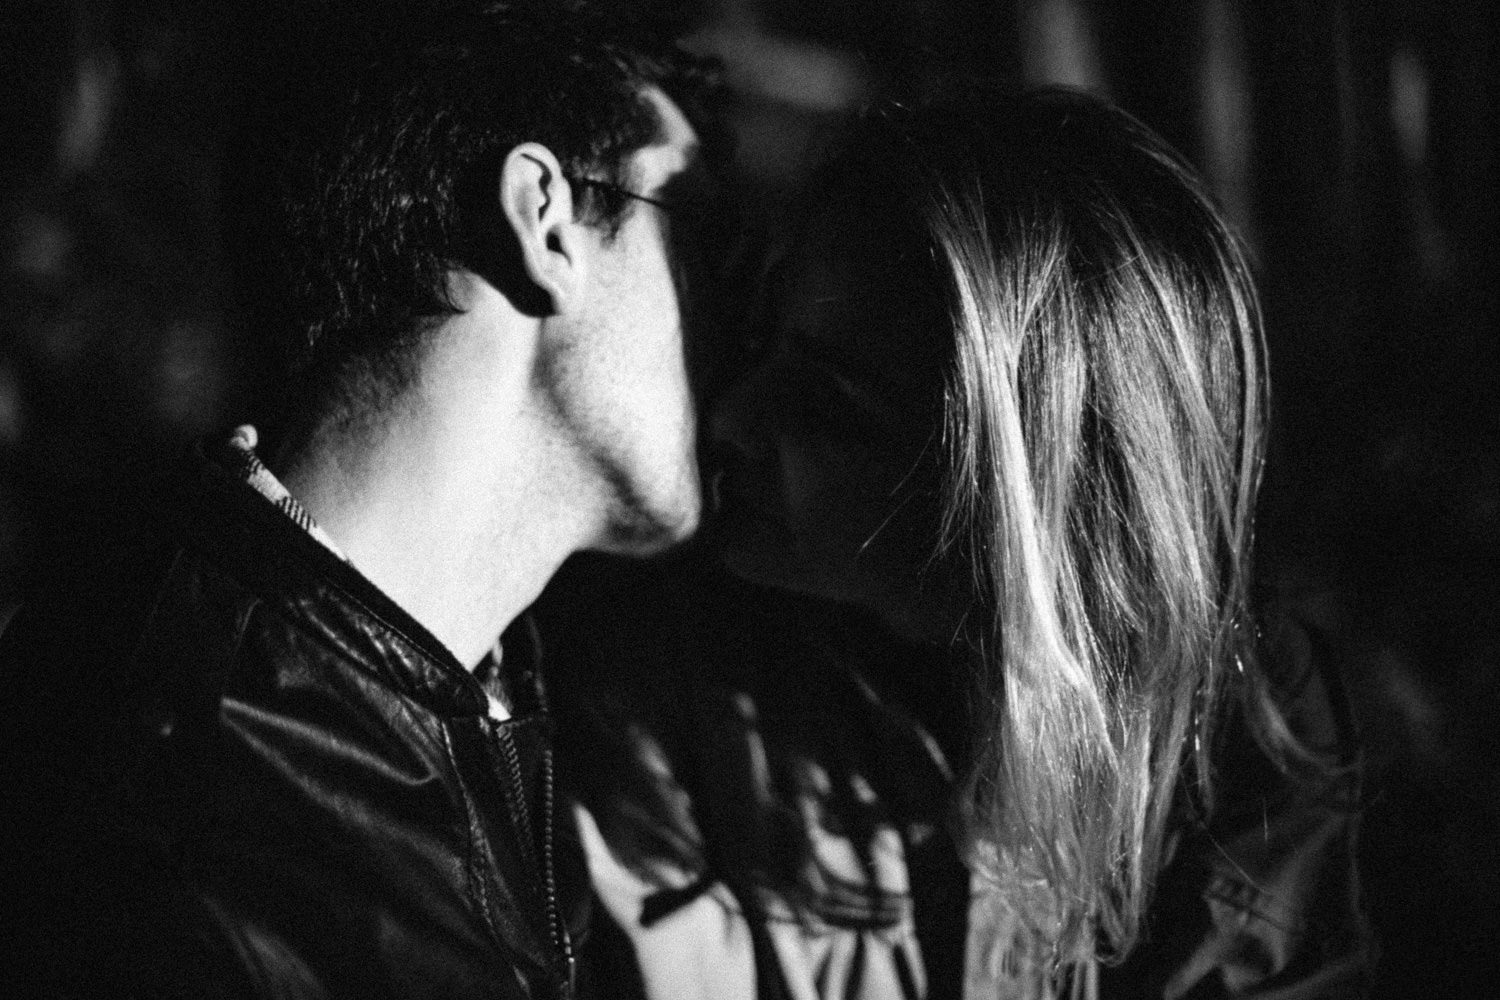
[710,149,959,640]
[712,88,1267,963]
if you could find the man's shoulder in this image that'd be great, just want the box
[0,452,264,722]
[0,455,533,999]
[0,500,252,994]
[0,530,186,729]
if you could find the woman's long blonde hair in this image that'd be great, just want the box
[872,89,1272,964]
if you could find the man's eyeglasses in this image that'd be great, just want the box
[565,170,741,299]
[566,175,676,214]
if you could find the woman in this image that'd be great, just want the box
[548,88,1372,999]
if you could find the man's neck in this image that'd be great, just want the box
[275,306,597,671]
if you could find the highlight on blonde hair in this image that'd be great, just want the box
[864,88,1272,967]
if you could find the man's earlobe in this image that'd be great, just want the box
[498,143,584,314]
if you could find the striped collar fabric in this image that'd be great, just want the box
[222,424,350,563]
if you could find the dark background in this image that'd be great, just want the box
[2,0,1495,993]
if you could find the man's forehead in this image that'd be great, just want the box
[630,86,700,189]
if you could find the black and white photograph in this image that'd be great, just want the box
[1,1,1495,997]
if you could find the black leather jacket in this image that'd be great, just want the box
[0,447,584,999]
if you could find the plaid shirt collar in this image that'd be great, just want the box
[222,425,350,562]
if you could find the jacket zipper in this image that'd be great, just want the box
[494,725,575,999]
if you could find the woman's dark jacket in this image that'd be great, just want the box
[0,448,586,999]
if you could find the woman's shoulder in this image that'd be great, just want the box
[1100,591,1378,997]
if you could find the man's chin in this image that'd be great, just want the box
[650,496,702,549]
[598,487,701,556]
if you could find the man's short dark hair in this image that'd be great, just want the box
[233,1,718,433]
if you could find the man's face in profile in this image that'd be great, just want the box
[552,86,705,553]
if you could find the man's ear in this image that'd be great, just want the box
[498,143,587,314]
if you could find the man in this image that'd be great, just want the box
[0,3,716,997]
